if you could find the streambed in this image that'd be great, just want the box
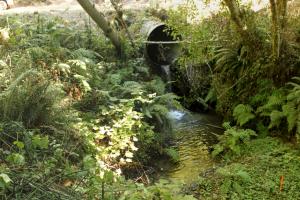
[157,110,223,183]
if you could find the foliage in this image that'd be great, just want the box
[0,13,182,199]
[0,68,65,127]
[118,179,196,200]
[0,121,85,199]
[212,122,257,157]
[166,0,299,118]
[217,165,252,197]
[233,104,255,126]
[284,77,300,135]
[166,1,221,109]
[164,147,180,163]
[255,77,300,140]
[0,1,299,199]
[0,173,12,193]
[186,137,300,199]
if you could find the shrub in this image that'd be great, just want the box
[0,69,65,127]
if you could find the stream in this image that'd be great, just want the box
[157,109,223,183]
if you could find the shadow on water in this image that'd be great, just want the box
[156,109,223,183]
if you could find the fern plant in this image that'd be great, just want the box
[284,77,300,138]
[233,104,255,126]
[256,78,300,140]
[214,44,250,78]
[217,164,252,197]
[0,69,64,127]
[212,123,257,157]
[256,89,286,117]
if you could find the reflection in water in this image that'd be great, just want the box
[160,110,223,183]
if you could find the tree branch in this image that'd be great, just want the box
[77,0,122,54]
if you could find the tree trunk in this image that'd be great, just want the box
[223,0,254,46]
[110,0,136,52]
[270,0,280,59]
[77,0,122,54]
[269,0,288,60]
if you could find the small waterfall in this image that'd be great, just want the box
[168,109,186,121]
[161,65,172,92]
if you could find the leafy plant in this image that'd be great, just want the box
[217,165,252,197]
[256,89,286,117]
[255,77,300,140]
[0,173,12,193]
[233,104,255,126]
[214,44,250,78]
[212,123,257,157]
[284,77,300,136]
[0,69,65,127]
[164,147,180,163]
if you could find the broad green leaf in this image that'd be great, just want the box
[0,173,12,184]
[13,141,24,149]
[6,153,25,166]
[32,135,49,149]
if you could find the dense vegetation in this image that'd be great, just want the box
[0,0,299,199]
[0,13,186,199]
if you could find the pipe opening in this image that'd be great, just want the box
[146,24,181,65]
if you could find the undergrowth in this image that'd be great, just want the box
[0,0,299,199]
[185,137,300,200]
[165,1,300,199]
[0,13,188,199]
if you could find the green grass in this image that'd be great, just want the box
[187,137,300,200]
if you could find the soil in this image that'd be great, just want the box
[0,0,188,26]
[1,0,185,16]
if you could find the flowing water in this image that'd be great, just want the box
[157,109,223,183]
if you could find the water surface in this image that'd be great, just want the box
[159,110,223,183]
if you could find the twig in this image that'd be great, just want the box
[110,0,137,54]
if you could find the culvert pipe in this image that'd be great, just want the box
[141,21,182,66]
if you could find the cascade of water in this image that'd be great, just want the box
[168,109,186,121]
[161,65,172,92]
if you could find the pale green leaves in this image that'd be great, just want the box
[233,104,255,126]
[268,110,285,129]
[217,166,251,196]
[57,63,71,75]
[32,135,49,149]
[6,153,25,166]
[13,141,25,149]
[53,59,92,93]
[212,127,257,157]
[0,173,12,190]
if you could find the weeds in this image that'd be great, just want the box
[0,12,182,199]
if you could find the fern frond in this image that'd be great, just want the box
[268,110,285,129]
[205,87,217,103]
[291,77,300,82]
[144,78,166,95]
[213,127,256,157]
[121,81,143,96]
[233,104,255,126]
[0,69,64,127]
[266,94,285,107]
[256,90,286,116]
[72,48,102,61]
[149,104,169,115]
[222,122,232,130]
[282,103,297,132]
